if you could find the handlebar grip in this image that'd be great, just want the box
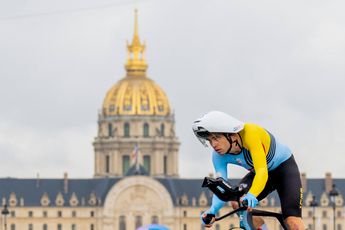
[203,213,215,224]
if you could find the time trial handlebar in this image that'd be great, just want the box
[201,177,246,203]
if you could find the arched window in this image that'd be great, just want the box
[143,155,151,175]
[72,224,76,230]
[57,224,62,230]
[119,215,126,230]
[143,123,149,137]
[10,224,15,230]
[90,224,94,230]
[183,224,187,230]
[124,123,130,137]
[122,156,130,175]
[43,224,48,230]
[135,216,143,229]
[28,224,33,230]
[160,123,165,136]
[105,155,110,173]
[108,123,113,137]
[151,215,159,224]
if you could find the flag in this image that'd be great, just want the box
[131,144,140,170]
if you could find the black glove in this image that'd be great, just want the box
[202,213,215,225]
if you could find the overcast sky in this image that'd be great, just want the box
[0,0,344,179]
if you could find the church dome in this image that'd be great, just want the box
[103,76,170,116]
[102,10,170,116]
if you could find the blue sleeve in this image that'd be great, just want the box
[208,152,228,214]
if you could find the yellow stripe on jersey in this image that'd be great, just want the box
[239,123,271,197]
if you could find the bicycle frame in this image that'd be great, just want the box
[215,206,288,229]
[202,177,289,229]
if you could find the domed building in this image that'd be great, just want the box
[93,12,179,178]
[0,10,344,230]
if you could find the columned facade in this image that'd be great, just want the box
[93,10,179,178]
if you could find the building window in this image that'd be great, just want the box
[43,224,48,230]
[308,210,313,218]
[10,224,15,230]
[119,215,126,230]
[337,224,342,230]
[108,123,113,137]
[90,211,94,217]
[57,211,62,217]
[143,123,149,137]
[124,123,130,137]
[57,224,62,230]
[322,210,327,218]
[10,211,15,217]
[160,123,165,136]
[164,156,168,175]
[72,224,76,230]
[122,155,130,175]
[72,211,76,217]
[143,155,151,174]
[28,211,33,217]
[308,224,312,230]
[135,216,142,229]
[323,224,327,230]
[90,224,94,230]
[338,211,342,217]
[183,224,187,230]
[105,155,110,173]
[28,224,33,230]
[43,211,47,217]
[183,210,187,217]
[152,215,158,224]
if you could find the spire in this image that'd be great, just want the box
[125,9,148,77]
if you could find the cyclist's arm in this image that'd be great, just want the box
[246,133,268,197]
[208,151,228,214]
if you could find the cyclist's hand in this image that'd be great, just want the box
[201,211,215,227]
[240,192,258,210]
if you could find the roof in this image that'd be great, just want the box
[0,177,344,207]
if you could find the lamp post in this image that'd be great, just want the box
[329,184,339,230]
[1,204,9,230]
[309,195,318,230]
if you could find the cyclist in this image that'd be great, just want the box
[192,111,305,229]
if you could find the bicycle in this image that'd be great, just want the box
[201,177,289,229]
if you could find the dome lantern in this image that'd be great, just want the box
[102,10,171,116]
[125,9,148,77]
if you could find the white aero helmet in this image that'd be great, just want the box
[192,111,245,147]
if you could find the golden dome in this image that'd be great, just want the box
[102,10,171,116]
[103,77,170,116]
